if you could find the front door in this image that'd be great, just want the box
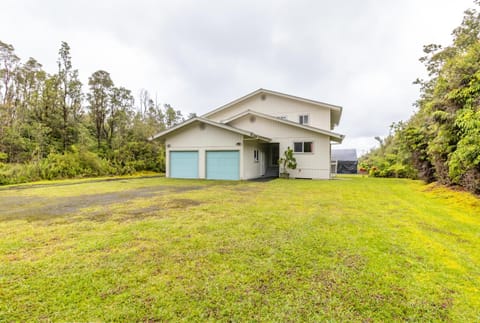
[263,143,279,177]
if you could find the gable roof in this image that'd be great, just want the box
[149,116,271,142]
[202,88,343,128]
[222,109,345,143]
[332,149,357,161]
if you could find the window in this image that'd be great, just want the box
[293,142,303,153]
[277,116,287,120]
[304,141,312,153]
[293,141,313,153]
[254,149,259,162]
[299,115,309,125]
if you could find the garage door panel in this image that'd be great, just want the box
[170,151,198,179]
[206,151,239,180]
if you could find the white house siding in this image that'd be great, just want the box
[165,122,243,179]
[229,115,332,179]
[208,93,332,130]
[242,140,265,179]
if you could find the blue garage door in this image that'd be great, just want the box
[170,151,198,179]
[206,151,240,180]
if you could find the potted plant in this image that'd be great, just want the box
[278,147,297,178]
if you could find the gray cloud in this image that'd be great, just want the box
[2,0,474,153]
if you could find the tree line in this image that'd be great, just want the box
[0,40,187,184]
[361,1,480,194]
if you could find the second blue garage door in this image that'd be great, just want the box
[206,150,240,180]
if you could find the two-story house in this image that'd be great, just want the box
[151,88,344,180]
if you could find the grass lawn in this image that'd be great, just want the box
[0,175,479,321]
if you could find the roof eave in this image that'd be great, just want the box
[330,135,345,144]
[149,116,272,142]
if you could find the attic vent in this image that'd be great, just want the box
[249,116,256,123]
[199,122,206,130]
[260,94,267,100]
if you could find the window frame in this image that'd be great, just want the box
[253,149,259,162]
[293,141,314,153]
[299,114,309,125]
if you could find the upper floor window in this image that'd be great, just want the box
[299,115,309,125]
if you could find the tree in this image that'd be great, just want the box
[362,2,480,192]
[57,41,82,152]
[278,147,297,178]
[87,70,113,150]
[0,41,20,106]
[108,86,134,149]
[164,104,183,128]
[0,39,182,183]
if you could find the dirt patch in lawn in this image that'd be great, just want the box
[0,175,163,191]
[0,185,204,222]
[417,222,470,243]
[165,198,202,208]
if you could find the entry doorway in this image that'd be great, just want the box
[263,143,279,177]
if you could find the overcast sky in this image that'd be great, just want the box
[2,0,475,154]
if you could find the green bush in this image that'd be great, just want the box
[0,142,164,185]
[386,164,417,179]
[0,162,41,185]
[0,148,115,185]
[39,148,113,180]
[110,141,165,174]
[366,162,417,179]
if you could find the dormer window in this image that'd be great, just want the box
[299,115,309,125]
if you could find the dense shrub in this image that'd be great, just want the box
[0,143,166,185]
[0,149,113,185]
[39,148,113,180]
[110,141,165,175]
[0,162,41,185]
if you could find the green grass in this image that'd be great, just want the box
[0,175,479,321]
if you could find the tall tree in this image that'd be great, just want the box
[0,41,20,107]
[87,70,113,149]
[0,41,20,160]
[163,103,183,128]
[57,41,82,152]
[108,86,134,149]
